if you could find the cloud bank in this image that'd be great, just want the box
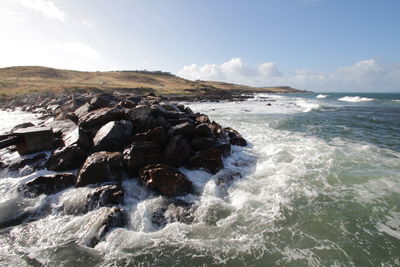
[14,0,66,21]
[178,58,400,92]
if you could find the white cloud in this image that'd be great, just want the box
[56,41,102,62]
[178,58,400,92]
[14,0,66,21]
[81,18,95,29]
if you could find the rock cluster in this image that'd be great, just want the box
[2,92,247,246]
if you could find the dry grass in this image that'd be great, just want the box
[0,66,303,97]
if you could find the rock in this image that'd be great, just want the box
[8,153,47,172]
[63,184,124,214]
[153,105,186,119]
[10,122,35,133]
[139,164,192,197]
[163,135,191,167]
[184,107,195,118]
[224,127,240,138]
[45,119,76,138]
[20,173,76,197]
[195,114,210,124]
[167,122,195,137]
[214,142,231,157]
[79,108,126,132]
[123,141,160,174]
[93,120,133,152]
[63,127,93,150]
[187,148,223,174]
[208,121,225,138]
[77,152,123,187]
[128,105,152,121]
[117,99,136,109]
[65,112,79,124]
[191,138,214,151]
[74,103,94,119]
[152,199,194,227]
[167,118,194,126]
[194,123,214,138]
[229,136,247,146]
[134,116,159,133]
[90,94,116,109]
[132,127,169,146]
[12,127,54,155]
[86,207,124,247]
[46,145,87,171]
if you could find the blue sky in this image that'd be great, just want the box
[1,0,399,92]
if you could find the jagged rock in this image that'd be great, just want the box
[139,164,192,197]
[229,136,247,146]
[167,122,195,137]
[93,120,133,152]
[65,112,79,124]
[46,144,87,171]
[79,108,126,132]
[117,99,136,109]
[214,142,231,157]
[90,94,116,109]
[184,107,195,118]
[10,122,35,133]
[45,120,76,139]
[8,153,47,172]
[86,207,124,247]
[123,141,160,174]
[224,127,240,138]
[187,148,223,174]
[167,118,194,126]
[195,114,210,124]
[135,116,159,133]
[77,152,123,187]
[20,173,76,197]
[163,135,191,167]
[128,105,152,121]
[209,121,225,138]
[194,123,214,138]
[152,199,195,227]
[153,105,186,119]
[63,184,124,214]
[63,127,93,150]
[74,103,94,119]
[191,137,215,151]
[132,127,169,146]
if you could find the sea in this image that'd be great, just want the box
[0,92,399,266]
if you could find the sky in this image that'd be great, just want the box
[1,0,400,92]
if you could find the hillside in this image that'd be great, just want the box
[0,66,303,97]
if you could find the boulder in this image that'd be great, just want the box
[167,122,195,137]
[229,136,247,146]
[46,145,87,171]
[90,94,116,109]
[93,120,133,152]
[132,127,169,146]
[214,142,231,157]
[128,105,152,122]
[139,164,192,197]
[86,207,124,247]
[8,153,47,172]
[10,122,35,133]
[63,184,124,214]
[194,123,214,138]
[74,103,94,119]
[187,148,223,174]
[195,114,210,124]
[208,121,225,138]
[191,137,214,151]
[78,108,126,132]
[20,173,76,197]
[224,127,240,138]
[167,118,194,126]
[63,127,93,150]
[163,135,191,167]
[123,141,160,174]
[76,152,123,187]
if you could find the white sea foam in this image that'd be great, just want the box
[295,98,321,112]
[338,96,375,102]
[316,94,328,98]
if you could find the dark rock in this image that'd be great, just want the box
[224,127,240,138]
[117,99,136,109]
[154,105,186,119]
[65,112,79,124]
[163,135,191,167]
[167,122,195,137]
[77,152,123,187]
[214,142,231,157]
[79,108,126,132]
[93,120,133,152]
[63,184,124,214]
[195,114,210,124]
[187,148,223,174]
[167,118,194,126]
[123,141,160,174]
[128,105,152,122]
[134,116,159,133]
[74,103,94,119]
[20,173,76,197]
[46,145,87,171]
[8,153,47,172]
[90,94,115,109]
[194,123,214,138]
[45,119,76,139]
[63,127,93,150]
[209,121,225,138]
[139,164,192,197]
[229,136,247,146]
[87,207,124,247]
[191,138,215,151]
[132,127,169,147]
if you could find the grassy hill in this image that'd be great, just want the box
[0,66,303,97]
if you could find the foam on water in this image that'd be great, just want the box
[316,94,328,98]
[0,95,399,266]
[338,96,375,102]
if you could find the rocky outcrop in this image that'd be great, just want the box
[139,164,192,197]
[187,148,224,174]
[20,173,76,197]
[76,152,123,187]
[123,141,160,174]
[46,144,87,171]
[163,135,191,167]
[93,120,133,152]
[78,107,126,133]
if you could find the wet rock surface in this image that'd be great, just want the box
[20,173,76,197]
[46,144,87,171]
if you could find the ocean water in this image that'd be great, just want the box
[0,92,399,266]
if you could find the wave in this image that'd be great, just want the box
[338,96,375,102]
[296,99,321,112]
[316,94,328,99]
